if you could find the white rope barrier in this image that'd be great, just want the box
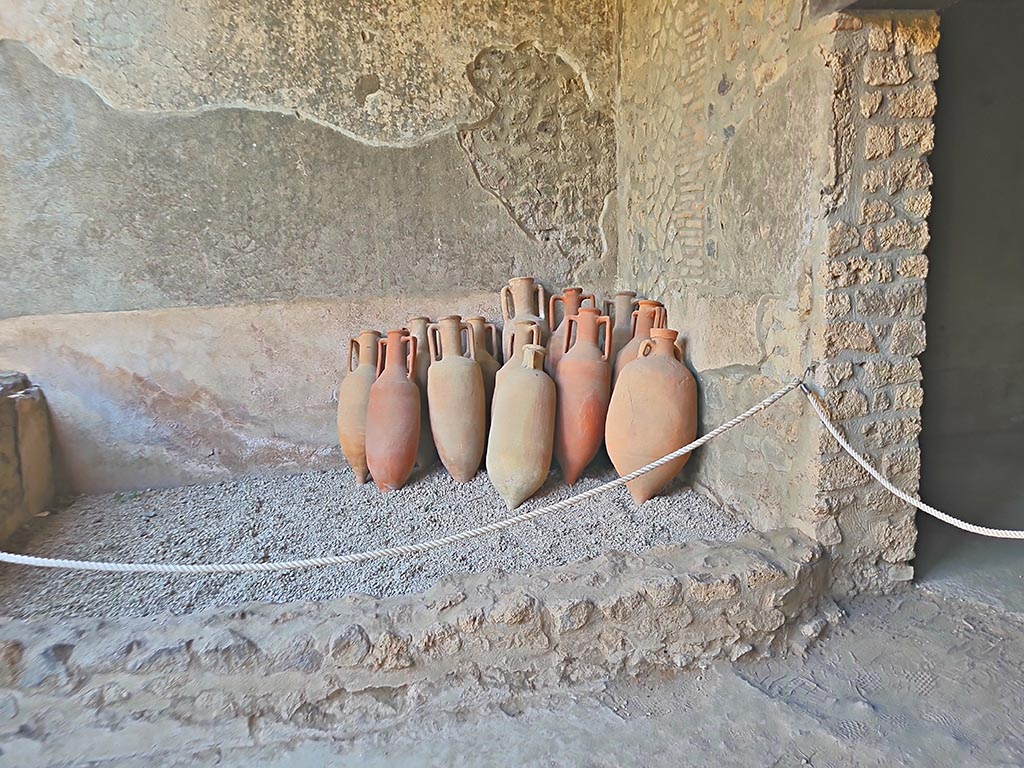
[0,374,1019,574]
[801,382,1024,540]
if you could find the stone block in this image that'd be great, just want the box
[865,125,898,160]
[824,321,877,356]
[824,291,853,320]
[860,92,883,118]
[889,86,938,119]
[861,199,894,225]
[898,122,935,153]
[902,192,932,220]
[893,384,925,410]
[888,158,933,192]
[889,320,927,356]
[855,282,927,318]
[826,257,873,288]
[878,219,929,251]
[897,254,929,278]
[867,21,893,52]
[862,417,922,450]
[827,221,861,258]
[863,55,913,86]
[11,388,54,520]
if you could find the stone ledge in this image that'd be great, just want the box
[0,529,833,701]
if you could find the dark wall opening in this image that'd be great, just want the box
[917,0,1024,605]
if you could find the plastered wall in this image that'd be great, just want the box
[0,0,618,491]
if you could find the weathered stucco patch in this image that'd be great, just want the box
[0,294,495,493]
[0,0,617,144]
[0,42,566,318]
[458,43,617,286]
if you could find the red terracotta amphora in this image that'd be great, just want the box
[553,307,612,485]
[405,317,437,470]
[337,329,381,484]
[612,299,667,388]
[487,344,555,509]
[603,290,638,366]
[427,316,487,482]
[465,316,501,424]
[605,328,697,504]
[546,287,596,377]
[365,330,420,492]
[500,277,549,359]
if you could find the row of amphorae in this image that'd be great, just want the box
[337,276,698,508]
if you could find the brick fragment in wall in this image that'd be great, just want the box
[888,86,937,119]
[902,192,932,220]
[833,14,864,32]
[862,358,922,387]
[863,55,913,86]
[855,281,927,318]
[898,122,935,153]
[827,221,861,258]
[826,256,873,288]
[888,319,927,356]
[828,389,869,421]
[861,199,895,225]
[897,254,928,278]
[894,16,941,55]
[824,291,852,320]
[867,22,894,52]
[862,417,922,450]
[893,384,925,410]
[824,322,877,356]
[860,92,883,119]
[815,361,854,389]
[865,125,898,160]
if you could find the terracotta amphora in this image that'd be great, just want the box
[337,330,381,484]
[465,316,501,423]
[500,277,549,360]
[603,290,638,366]
[427,316,487,482]
[497,320,543,384]
[612,299,667,388]
[546,287,596,377]
[487,344,556,509]
[365,330,420,492]
[605,328,698,504]
[553,307,612,485]
[405,317,437,470]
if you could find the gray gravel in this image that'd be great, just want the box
[0,464,751,620]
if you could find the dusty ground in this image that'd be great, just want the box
[16,585,1020,768]
[0,465,748,619]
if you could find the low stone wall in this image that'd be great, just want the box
[0,530,833,762]
[0,373,55,544]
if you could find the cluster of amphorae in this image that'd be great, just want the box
[336,276,698,508]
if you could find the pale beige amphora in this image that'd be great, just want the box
[487,344,555,509]
[427,316,487,482]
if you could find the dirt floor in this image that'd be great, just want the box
[19,583,1021,768]
[0,464,748,619]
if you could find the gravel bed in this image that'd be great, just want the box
[0,463,752,620]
